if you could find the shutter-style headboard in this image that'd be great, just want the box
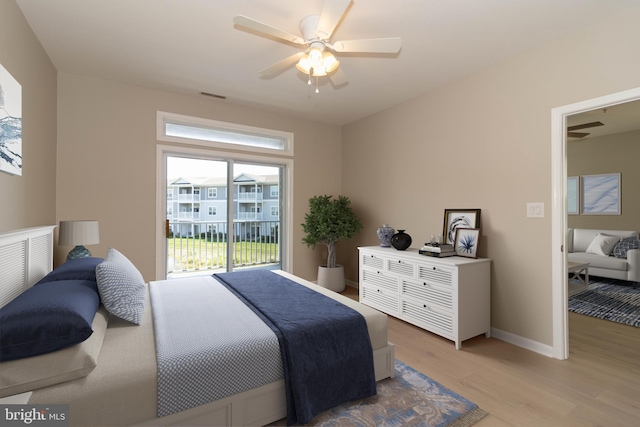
[0,225,56,308]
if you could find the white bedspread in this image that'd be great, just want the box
[150,275,283,417]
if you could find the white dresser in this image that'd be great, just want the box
[358,246,491,349]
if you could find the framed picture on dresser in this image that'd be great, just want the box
[443,209,481,244]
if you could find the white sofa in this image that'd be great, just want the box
[567,228,640,282]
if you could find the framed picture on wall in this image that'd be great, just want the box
[581,173,621,215]
[454,228,480,258]
[567,176,579,215]
[443,209,481,244]
[0,64,22,176]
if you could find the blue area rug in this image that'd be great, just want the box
[569,277,640,327]
[271,359,487,426]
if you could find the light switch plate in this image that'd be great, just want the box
[527,202,544,218]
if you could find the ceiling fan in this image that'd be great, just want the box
[567,121,604,138]
[233,0,402,93]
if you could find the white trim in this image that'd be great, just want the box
[157,111,294,156]
[551,86,640,360]
[491,328,554,358]
[155,144,294,280]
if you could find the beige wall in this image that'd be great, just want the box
[0,1,57,232]
[55,73,342,281]
[568,129,640,231]
[341,6,640,346]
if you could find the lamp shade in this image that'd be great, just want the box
[59,220,100,246]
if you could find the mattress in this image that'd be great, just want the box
[28,270,388,426]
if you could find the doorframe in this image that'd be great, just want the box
[551,86,640,359]
[155,144,294,281]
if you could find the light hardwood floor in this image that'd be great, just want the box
[342,286,640,426]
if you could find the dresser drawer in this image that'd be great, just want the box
[361,269,398,292]
[401,279,453,312]
[401,298,453,336]
[386,257,415,278]
[361,251,385,270]
[361,284,398,314]
[417,264,454,287]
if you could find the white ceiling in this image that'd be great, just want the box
[15,0,639,126]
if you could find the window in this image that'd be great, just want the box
[209,206,216,215]
[208,188,217,198]
[167,207,173,215]
[271,186,279,197]
[158,111,294,156]
[167,189,173,200]
[271,206,279,216]
[194,187,200,196]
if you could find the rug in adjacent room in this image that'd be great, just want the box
[568,277,640,327]
[271,359,487,427]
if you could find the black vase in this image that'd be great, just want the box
[391,230,412,250]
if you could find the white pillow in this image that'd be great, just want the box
[585,233,621,256]
[96,248,146,325]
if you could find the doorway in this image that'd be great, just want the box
[551,87,640,359]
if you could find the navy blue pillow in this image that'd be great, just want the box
[35,257,103,285]
[0,280,100,361]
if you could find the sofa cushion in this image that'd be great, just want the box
[612,237,640,259]
[568,252,629,271]
[585,233,621,256]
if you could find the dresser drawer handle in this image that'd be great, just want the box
[433,266,436,270]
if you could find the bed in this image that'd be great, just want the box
[0,226,395,426]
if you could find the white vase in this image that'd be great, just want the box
[317,265,345,292]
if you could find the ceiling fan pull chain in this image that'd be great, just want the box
[315,75,320,94]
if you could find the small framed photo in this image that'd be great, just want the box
[454,228,480,258]
[443,209,481,244]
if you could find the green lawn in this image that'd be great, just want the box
[167,238,279,271]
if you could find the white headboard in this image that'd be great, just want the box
[0,225,56,308]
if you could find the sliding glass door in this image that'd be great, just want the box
[164,155,285,278]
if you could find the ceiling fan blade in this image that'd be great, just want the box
[329,67,348,86]
[331,37,402,53]
[567,132,590,138]
[567,121,604,131]
[317,0,352,39]
[233,15,305,45]
[260,52,305,77]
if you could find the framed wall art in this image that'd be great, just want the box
[454,228,480,258]
[443,209,481,244]
[581,173,620,215]
[0,64,22,176]
[567,176,579,215]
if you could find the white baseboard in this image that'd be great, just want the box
[346,279,359,289]
[491,327,554,358]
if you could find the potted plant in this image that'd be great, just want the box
[301,195,363,291]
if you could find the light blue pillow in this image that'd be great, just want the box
[96,248,145,325]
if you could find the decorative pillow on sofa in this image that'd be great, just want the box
[0,279,100,361]
[613,236,640,259]
[36,257,103,285]
[585,233,621,257]
[96,248,146,325]
[0,307,108,398]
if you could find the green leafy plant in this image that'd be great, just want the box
[301,195,363,268]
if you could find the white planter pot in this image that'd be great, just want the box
[317,265,345,292]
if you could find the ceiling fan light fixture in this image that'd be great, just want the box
[322,52,339,73]
[307,46,324,68]
[295,56,312,74]
[312,66,327,77]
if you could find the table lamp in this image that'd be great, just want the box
[59,220,100,261]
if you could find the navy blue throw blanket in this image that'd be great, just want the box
[213,270,376,425]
